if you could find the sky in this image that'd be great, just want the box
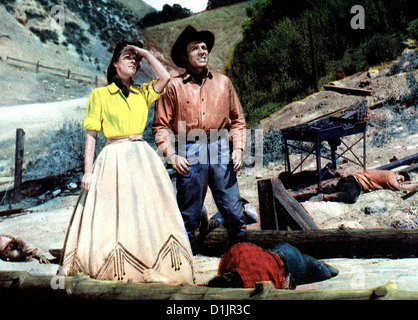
[143,0,208,13]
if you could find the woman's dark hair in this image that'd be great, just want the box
[0,237,29,262]
[207,272,244,288]
[106,40,144,85]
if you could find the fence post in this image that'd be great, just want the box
[13,128,25,203]
[67,69,71,79]
[36,61,40,73]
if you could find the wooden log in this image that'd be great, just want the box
[0,208,31,217]
[0,271,416,300]
[0,168,81,202]
[323,85,372,96]
[376,153,418,171]
[197,228,418,259]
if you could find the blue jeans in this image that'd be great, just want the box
[176,139,246,245]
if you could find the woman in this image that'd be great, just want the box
[60,41,194,284]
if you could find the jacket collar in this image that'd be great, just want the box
[108,82,139,95]
[182,68,213,84]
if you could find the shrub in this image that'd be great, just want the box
[407,19,418,40]
[29,27,59,44]
[262,128,285,165]
[63,21,90,55]
[24,120,106,179]
[139,4,192,28]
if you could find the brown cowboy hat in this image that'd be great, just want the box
[171,25,215,69]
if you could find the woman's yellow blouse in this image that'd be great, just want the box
[83,79,162,138]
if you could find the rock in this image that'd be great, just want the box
[67,182,77,190]
[367,70,379,78]
[52,189,61,197]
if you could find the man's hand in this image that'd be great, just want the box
[231,149,244,172]
[168,154,191,175]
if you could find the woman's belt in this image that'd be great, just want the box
[107,134,144,144]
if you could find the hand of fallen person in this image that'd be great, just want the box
[231,149,244,172]
[38,255,50,264]
[168,154,191,175]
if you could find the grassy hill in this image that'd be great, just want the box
[143,1,251,73]
[0,0,154,105]
[0,0,251,105]
[114,0,155,18]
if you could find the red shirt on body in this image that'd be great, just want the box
[218,242,287,289]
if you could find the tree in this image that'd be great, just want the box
[225,0,415,127]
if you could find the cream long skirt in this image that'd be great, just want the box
[61,140,194,284]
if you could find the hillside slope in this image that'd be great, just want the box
[143,1,250,73]
[0,0,153,106]
[114,0,155,18]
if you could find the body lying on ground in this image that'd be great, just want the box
[288,170,417,204]
[0,235,49,263]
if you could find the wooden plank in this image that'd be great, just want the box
[323,85,372,96]
[257,179,278,230]
[258,177,318,231]
[271,177,318,231]
[197,229,418,259]
[0,208,31,217]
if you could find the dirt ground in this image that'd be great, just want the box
[0,49,417,294]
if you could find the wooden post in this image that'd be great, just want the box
[258,179,278,230]
[13,129,25,203]
[36,61,40,73]
[67,69,71,79]
[257,178,318,231]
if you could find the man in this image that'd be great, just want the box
[291,169,417,203]
[207,242,338,289]
[153,25,247,248]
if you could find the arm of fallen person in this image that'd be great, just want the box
[399,181,418,190]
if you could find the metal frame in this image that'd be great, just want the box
[281,117,368,188]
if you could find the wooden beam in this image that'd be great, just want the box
[323,85,372,96]
[197,229,418,259]
[257,178,318,231]
[376,153,418,171]
[0,271,416,300]
[257,179,278,230]
[271,177,318,231]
